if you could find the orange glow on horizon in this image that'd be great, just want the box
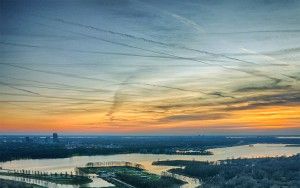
[1,104,299,134]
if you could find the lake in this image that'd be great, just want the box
[0,144,299,187]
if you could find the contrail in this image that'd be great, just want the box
[2,39,276,82]
[122,82,235,99]
[30,15,288,81]
[207,29,300,35]
[5,17,283,82]
[107,74,137,122]
[165,12,205,33]
[0,75,111,93]
[0,62,112,83]
[31,21,205,65]
[282,74,300,81]
[1,31,277,95]
[0,62,232,97]
[0,81,42,96]
[0,41,175,60]
[133,1,275,66]
[31,14,260,66]
[240,48,289,66]
[0,100,62,103]
[1,43,276,101]
[0,81,109,93]
[0,83,114,103]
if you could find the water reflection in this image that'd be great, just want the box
[0,144,299,187]
[0,175,78,188]
[0,174,114,188]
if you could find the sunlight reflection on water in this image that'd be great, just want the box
[0,144,299,187]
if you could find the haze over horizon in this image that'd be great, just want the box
[0,0,299,134]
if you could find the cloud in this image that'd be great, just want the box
[160,113,228,122]
[207,29,300,35]
[266,47,300,56]
[235,85,291,92]
[106,73,138,122]
[224,92,300,111]
[234,79,291,93]
[32,14,281,78]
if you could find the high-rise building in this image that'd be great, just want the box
[53,133,58,142]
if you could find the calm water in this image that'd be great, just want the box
[0,175,82,188]
[0,144,299,187]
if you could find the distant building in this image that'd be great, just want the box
[53,133,59,142]
[44,136,50,143]
[25,136,31,143]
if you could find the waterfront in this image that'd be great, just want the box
[0,144,299,187]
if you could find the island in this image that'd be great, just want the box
[153,154,300,187]
[77,162,186,188]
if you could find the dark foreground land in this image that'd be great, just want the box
[79,166,185,188]
[0,171,92,185]
[153,154,300,188]
[1,135,299,162]
[0,179,44,188]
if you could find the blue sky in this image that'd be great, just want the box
[0,0,299,134]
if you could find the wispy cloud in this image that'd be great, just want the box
[160,113,228,122]
[1,0,299,133]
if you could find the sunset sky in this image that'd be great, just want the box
[0,0,299,134]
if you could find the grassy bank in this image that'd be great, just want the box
[153,154,300,187]
[79,166,185,188]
